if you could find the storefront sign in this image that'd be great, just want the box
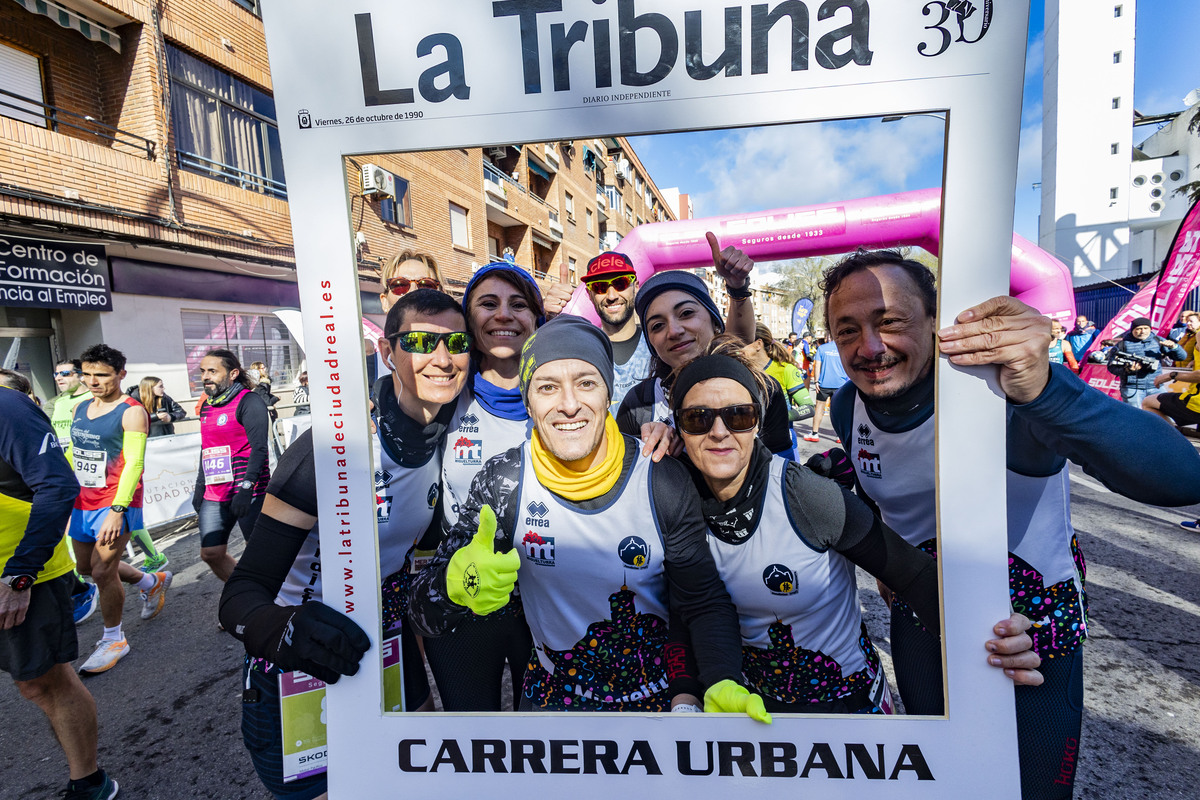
[0,233,111,311]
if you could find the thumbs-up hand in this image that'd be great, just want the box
[446,505,519,615]
[542,262,575,319]
[707,231,753,291]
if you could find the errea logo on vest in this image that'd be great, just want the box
[525,501,550,528]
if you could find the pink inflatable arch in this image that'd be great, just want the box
[562,188,1076,325]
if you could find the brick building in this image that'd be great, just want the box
[1,0,798,407]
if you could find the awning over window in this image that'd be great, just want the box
[11,0,122,53]
[528,160,551,181]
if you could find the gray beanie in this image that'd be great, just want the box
[634,270,725,356]
[519,315,614,403]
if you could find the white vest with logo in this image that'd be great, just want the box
[441,390,532,530]
[513,443,667,676]
[707,457,871,690]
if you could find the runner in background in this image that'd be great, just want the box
[70,344,171,675]
[1048,320,1079,372]
[191,350,270,584]
[805,335,849,443]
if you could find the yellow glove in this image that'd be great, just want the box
[703,679,772,724]
[446,505,519,615]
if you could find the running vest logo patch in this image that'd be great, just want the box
[522,530,555,566]
[763,563,798,595]
[453,436,482,465]
[525,501,550,528]
[458,412,480,433]
[857,448,882,479]
[217,413,229,425]
[375,468,392,522]
[426,482,438,509]
[857,423,875,446]
[617,535,650,569]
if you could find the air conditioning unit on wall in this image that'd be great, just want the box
[361,163,395,198]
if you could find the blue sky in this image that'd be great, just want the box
[629,1,1200,245]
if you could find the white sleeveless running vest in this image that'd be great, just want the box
[441,389,532,530]
[373,433,441,580]
[707,457,870,683]
[513,442,667,675]
[849,395,1085,652]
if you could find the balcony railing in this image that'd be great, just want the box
[177,150,287,199]
[0,88,156,160]
[483,161,526,195]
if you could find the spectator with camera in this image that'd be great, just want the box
[1106,317,1187,408]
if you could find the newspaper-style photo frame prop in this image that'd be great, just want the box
[260,1,1028,796]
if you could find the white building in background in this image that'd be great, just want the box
[1041,0,1199,285]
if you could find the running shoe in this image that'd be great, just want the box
[1180,520,1200,531]
[141,552,169,572]
[802,433,821,443]
[59,769,119,799]
[79,637,129,675]
[139,571,172,620]
[72,582,98,625]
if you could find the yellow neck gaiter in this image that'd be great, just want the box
[530,414,625,501]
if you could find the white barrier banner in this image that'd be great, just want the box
[141,433,201,528]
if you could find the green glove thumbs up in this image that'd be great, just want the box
[446,504,519,615]
[703,679,773,724]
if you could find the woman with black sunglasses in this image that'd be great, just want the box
[419,261,545,711]
[668,340,1044,714]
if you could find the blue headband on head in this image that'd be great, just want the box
[464,262,547,325]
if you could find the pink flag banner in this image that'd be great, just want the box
[1079,196,1200,398]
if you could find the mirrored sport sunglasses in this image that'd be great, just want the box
[53,369,78,377]
[585,275,635,294]
[674,403,761,436]
[388,330,472,355]
[386,276,442,296]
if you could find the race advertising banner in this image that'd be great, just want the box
[1079,196,1200,398]
[259,1,1030,797]
[0,232,112,311]
[791,298,814,336]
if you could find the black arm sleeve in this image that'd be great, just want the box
[782,462,939,633]
[219,430,317,650]
[652,456,744,690]
[236,391,272,483]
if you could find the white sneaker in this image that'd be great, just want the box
[139,571,172,620]
[79,637,129,674]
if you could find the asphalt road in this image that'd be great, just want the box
[2,424,1199,799]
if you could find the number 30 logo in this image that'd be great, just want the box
[919,0,993,58]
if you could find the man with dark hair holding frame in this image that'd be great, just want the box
[819,248,1200,799]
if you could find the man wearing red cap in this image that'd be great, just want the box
[579,251,652,410]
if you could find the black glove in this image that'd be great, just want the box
[272,602,371,684]
[805,447,856,490]
[191,481,204,514]
[230,485,253,518]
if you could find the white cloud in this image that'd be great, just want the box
[689,118,945,218]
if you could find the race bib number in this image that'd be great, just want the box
[73,449,106,488]
[201,446,235,484]
[279,670,328,783]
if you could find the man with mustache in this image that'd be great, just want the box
[192,350,271,582]
[820,249,1200,799]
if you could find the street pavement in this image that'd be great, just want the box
[2,421,1199,798]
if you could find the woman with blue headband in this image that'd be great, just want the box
[423,261,543,711]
